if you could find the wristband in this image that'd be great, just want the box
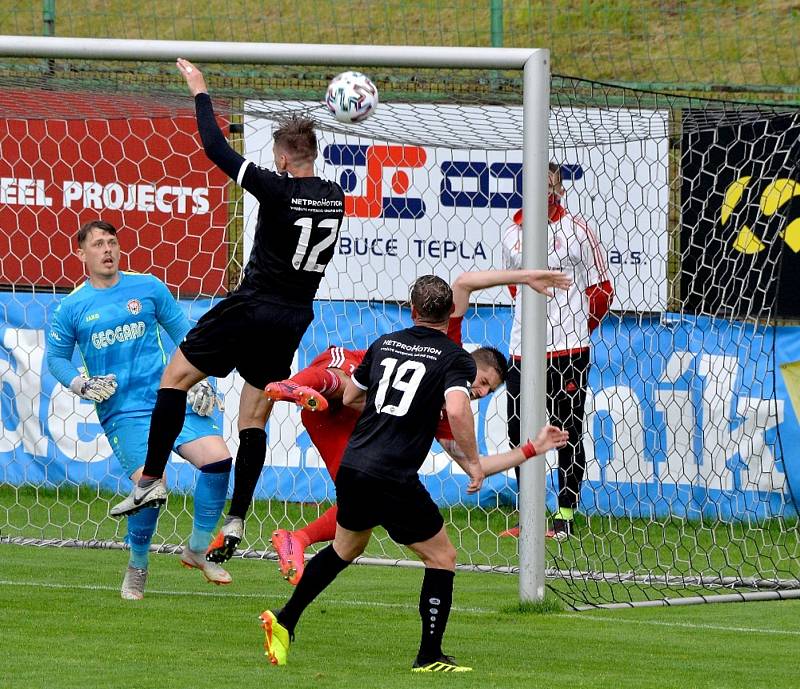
[521,440,536,459]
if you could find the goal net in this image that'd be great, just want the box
[0,52,798,608]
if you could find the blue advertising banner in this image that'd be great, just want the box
[587,313,799,520]
[0,292,797,520]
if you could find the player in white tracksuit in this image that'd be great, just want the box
[502,163,614,540]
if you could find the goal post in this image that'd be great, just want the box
[0,36,798,611]
[519,52,550,603]
[0,35,552,602]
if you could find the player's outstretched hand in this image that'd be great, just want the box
[531,424,569,455]
[187,379,224,416]
[522,269,572,297]
[176,58,208,97]
[465,464,485,494]
[70,374,118,403]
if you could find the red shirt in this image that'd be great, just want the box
[301,316,466,471]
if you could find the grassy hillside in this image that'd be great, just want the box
[1,0,799,93]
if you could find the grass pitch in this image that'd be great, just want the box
[4,485,799,610]
[2,543,799,689]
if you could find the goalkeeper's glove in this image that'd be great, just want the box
[70,374,118,402]
[187,379,224,417]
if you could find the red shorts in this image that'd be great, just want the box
[301,346,366,479]
[306,346,365,377]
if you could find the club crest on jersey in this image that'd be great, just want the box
[126,298,142,315]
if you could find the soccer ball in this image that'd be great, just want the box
[325,71,379,123]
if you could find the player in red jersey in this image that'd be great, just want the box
[204,268,570,582]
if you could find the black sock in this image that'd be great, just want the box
[200,457,233,474]
[417,568,455,663]
[140,388,187,480]
[227,427,267,519]
[277,544,350,635]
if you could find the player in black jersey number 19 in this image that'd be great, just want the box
[111,60,344,527]
[260,276,482,672]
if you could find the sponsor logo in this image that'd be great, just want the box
[324,144,427,219]
[62,181,210,215]
[91,321,146,349]
[0,177,53,207]
[721,176,800,254]
[126,299,142,315]
[681,110,800,317]
[85,312,100,322]
[323,144,585,220]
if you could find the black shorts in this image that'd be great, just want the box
[334,465,444,546]
[180,292,314,390]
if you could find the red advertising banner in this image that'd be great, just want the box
[0,90,229,296]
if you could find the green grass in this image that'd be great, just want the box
[3,485,798,608]
[2,0,798,93]
[2,543,800,689]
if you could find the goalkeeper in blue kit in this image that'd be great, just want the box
[46,219,235,600]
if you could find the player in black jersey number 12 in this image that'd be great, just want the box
[111,59,345,525]
[260,276,483,672]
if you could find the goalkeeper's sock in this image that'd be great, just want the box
[296,505,338,548]
[416,568,455,664]
[127,505,159,569]
[555,506,575,522]
[189,458,232,553]
[277,544,350,635]
[228,428,267,519]
[140,388,187,480]
[289,367,341,396]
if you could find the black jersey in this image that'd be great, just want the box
[340,325,477,483]
[236,162,344,304]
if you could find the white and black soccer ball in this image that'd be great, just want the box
[325,71,379,123]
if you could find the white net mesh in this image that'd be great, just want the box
[0,62,798,608]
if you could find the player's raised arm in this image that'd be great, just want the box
[451,268,571,317]
[482,425,569,476]
[177,58,246,182]
[176,57,208,96]
[440,423,568,479]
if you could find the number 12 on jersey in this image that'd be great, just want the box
[291,217,340,273]
[375,357,426,417]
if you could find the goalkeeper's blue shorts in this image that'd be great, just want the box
[104,412,223,477]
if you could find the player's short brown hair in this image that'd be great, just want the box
[77,220,117,247]
[472,346,508,384]
[273,115,318,165]
[410,275,453,323]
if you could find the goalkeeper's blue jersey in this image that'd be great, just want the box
[46,272,190,426]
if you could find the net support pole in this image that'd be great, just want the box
[518,49,551,603]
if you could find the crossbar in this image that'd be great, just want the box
[0,35,539,70]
